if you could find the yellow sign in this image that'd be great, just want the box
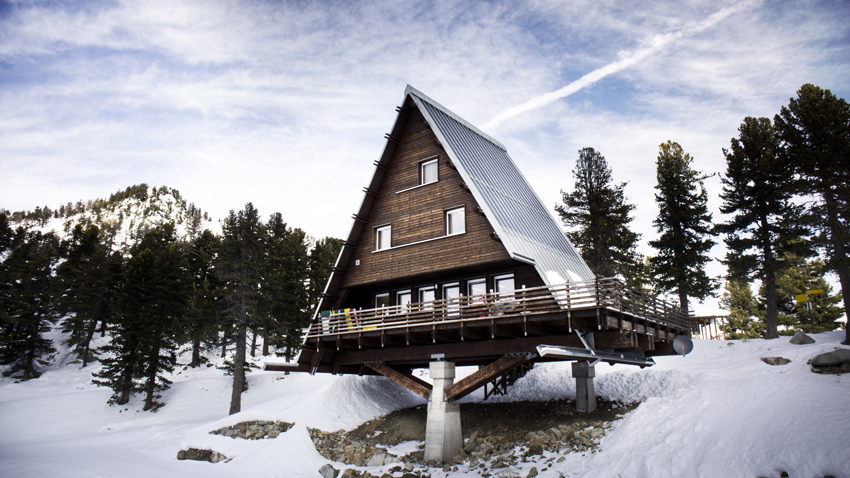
[795,294,808,303]
[807,289,824,295]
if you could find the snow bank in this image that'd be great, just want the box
[1,331,848,477]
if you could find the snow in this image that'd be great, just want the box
[1,332,848,478]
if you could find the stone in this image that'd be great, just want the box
[761,357,791,366]
[589,428,604,439]
[177,448,227,463]
[527,467,538,477]
[340,470,357,478]
[812,348,850,366]
[366,453,386,467]
[319,464,340,478]
[556,456,565,463]
[789,331,816,345]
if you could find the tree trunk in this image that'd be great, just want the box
[190,337,201,367]
[823,192,850,344]
[221,329,229,358]
[678,284,689,319]
[262,335,269,356]
[81,315,100,368]
[762,232,779,339]
[229,324,247,415]
[143,340,161,411]
[250,330,257,357]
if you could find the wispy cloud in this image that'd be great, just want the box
[483,0,762,130]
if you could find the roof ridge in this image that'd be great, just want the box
[404,85,507,152]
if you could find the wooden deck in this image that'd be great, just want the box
[289,278,694,376]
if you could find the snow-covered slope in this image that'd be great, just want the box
[10,184,212,253]
[0,332,847,478]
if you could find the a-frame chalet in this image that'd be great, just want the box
[268,86,693,462]
[270,85,692,421]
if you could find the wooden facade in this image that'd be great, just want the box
[275,87,694,400]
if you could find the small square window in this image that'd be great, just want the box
[375,225,391,250]
[421,159,438,185]
[446,207,465,235]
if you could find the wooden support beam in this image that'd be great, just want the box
[445,355,529,401]
[366,363,432,399]
[310,349,325,374]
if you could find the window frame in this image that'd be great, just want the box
[420,158,439,185]
[445,206,466,236]
[375,224,392,251]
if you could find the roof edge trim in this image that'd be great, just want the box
[404,85,507,152]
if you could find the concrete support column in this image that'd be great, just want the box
[424,359,462,463]
[572,361,597,413]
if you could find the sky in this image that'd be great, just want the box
[2,0,849,314]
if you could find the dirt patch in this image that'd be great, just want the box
[350,399,637,447]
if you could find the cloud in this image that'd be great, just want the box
[483,0,763,130]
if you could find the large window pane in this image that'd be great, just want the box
[421,159,438,185]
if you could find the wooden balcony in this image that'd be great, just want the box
[292,278,694,376]
[308,277,691,340]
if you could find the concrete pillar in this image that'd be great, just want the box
[424,359,462,463]
[572,361,596,413]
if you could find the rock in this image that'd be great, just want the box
[589,428,604,439]
[340,470,357,478]
[527,467,538,477]
[556,456,565,463]
[761,357,791,366]
[841,363,850,373]
[366,453,386,467]
[790,331,815,345]
[812,348,850,366]
[319,464,340,478]
[177,448,227,463]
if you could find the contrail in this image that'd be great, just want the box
[483,1,760,131]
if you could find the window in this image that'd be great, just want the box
[495,274,515,301]
[375,293,390,309]
[467,278,487,306]
[419,286,435,310]
[467,278,486,297]
[375,225,391,250]
[396,290,412,310]
[446,207,465,235]
[421,159,438,185]
[443,283,460,317]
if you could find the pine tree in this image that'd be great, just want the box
[218,203,266,415]
[715,117,809,339]
[766,254,844,335]
[182,229,221,367]
[56,224,123,366]
[0,227,62,379]
[649,141,718,311]
[93,223,190,409]
[555,147,640,278]
[774,84,850,344]
[308,237,344,316]
[263,214,310,359]
[719,280,763,339]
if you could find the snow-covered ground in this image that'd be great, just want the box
[1,332,848,478]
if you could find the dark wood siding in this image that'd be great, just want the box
[339,108,515,289]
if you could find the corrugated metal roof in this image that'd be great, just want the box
[407,86,595,284]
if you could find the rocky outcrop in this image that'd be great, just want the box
[811,348,850,374]
[310,419,609,474]
[789,331,815,345]
[177,448,227,463]
[210,420,293,439]
[761,357,791,366]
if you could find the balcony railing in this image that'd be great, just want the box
[307,277,691,339]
